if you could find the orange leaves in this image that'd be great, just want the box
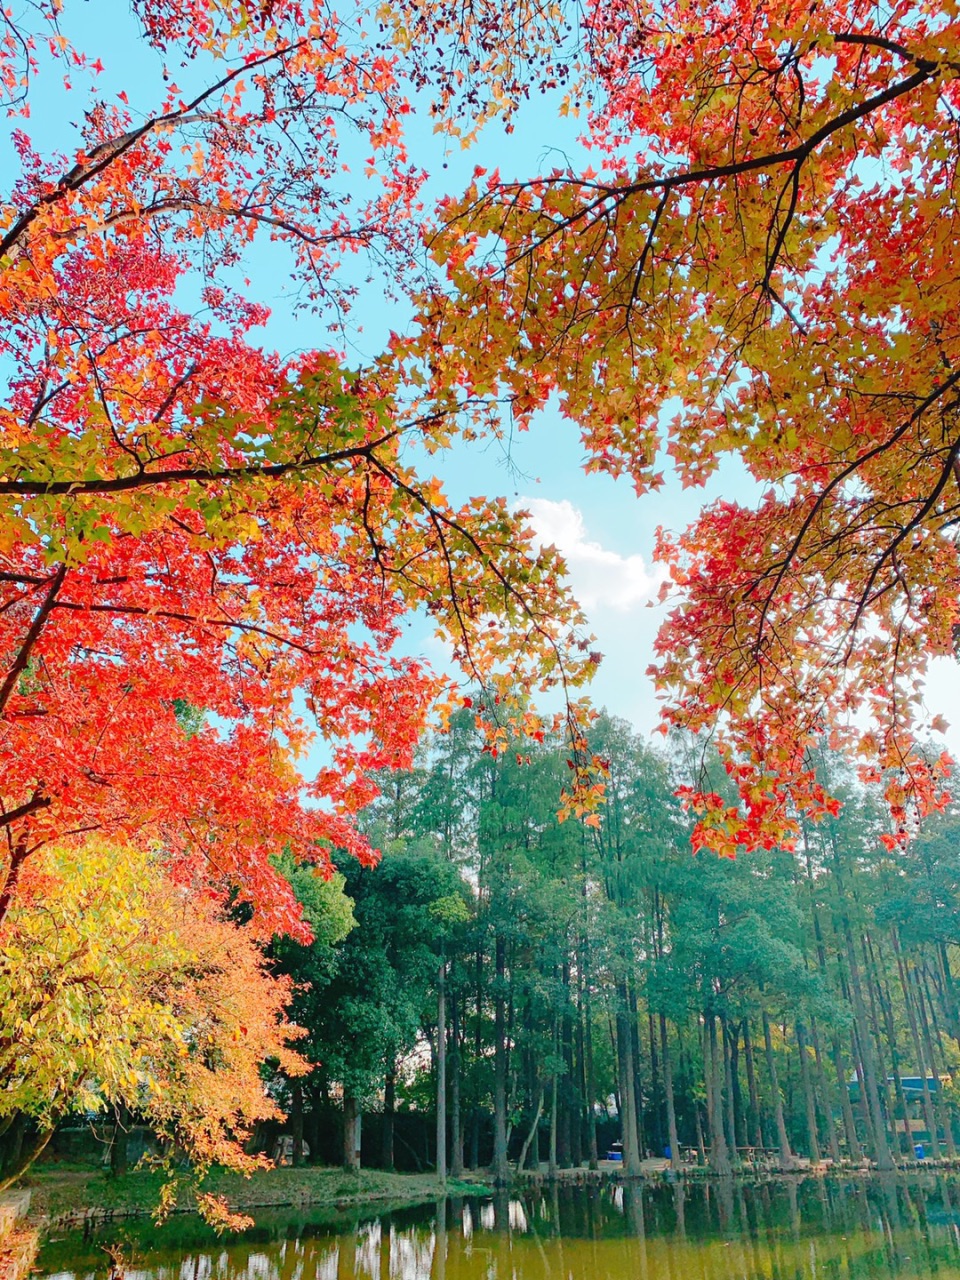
[406,0,960,853]
[1,838,304,1211]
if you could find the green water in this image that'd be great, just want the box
[34,1174,960,1280]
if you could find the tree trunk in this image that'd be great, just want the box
[616,984,642,1176]
[705,1014,731,1174]
[492,932,509,1184]
[549,1014,560,1179]
[795,1021,820,1164]
[584,962,599,1169]
[648,1011,664,1158]
[743,1021,764,1151]
[0,1124,54,1193]
[450,991,464,1179]
[831,1034,861,1160]
[893,932,939,1159]
[343,1095,361,1173]
[660,1013,681,1171]
[290,1082,304,1168]
[762,1010,796,1171]
[810,1018,841,1164]
[382,1065,396,1171]
[519,1090,544,1171]
[915,960,957,1157]
[721,1016,738,1162]
[832,855,894,1169]
[437,954,447,1186]
[560,963,574,1168]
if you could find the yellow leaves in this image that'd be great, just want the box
[1,837,302,1167]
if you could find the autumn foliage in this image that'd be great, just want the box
[0,838,304,1223]
[415,0,960,851]
[0,0,594,933]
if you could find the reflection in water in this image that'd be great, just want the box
[36,1175,960,1280]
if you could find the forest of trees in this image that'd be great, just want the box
[268,710,960,1183]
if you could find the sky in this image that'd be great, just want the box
[10,1,960,767]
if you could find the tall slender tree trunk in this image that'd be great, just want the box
[629,980,647,1159]
[721,1016,738,1162]
[743,1021,764,1150]
[437,954,447,1186]
[705,1014,731,1174]
[862,932,911,1158]
[450,991,464,1179]
[831,851,894,1169]
[560,963,574,1168]
[842,928,894,1167]
[893,932,939,1159]
[616,982,642,1176]
[549,1013,560,1179]
[584,972,599,1169]
[831,1035,861,1160]
[730,1022,746,1149]
[810,1018,841,1164]
[492,932,509,1184]
[915,960,957,1157]
[572,993,585,1169]
[648,1010,664,1157]
[795,1021,821,1164]
[762,1011,796,1171]
[660,1013,681,1171]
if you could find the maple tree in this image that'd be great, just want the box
[0,0,596,934]
[414,0,960,852]
[0,837,305,1226]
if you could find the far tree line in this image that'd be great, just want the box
[267,709,960,1181]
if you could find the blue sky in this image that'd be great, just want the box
[11,2,960,765]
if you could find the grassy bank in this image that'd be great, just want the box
[23,1164,490,1228]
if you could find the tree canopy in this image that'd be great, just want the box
[413,0,960,851]
[0,0,598,936]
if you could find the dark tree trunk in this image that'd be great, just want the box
[0,1123,53,1193]
[290,1082,304,1168]
[721,1016,738,1162]
[382,1066,396,1171]
[450,991,464,1179]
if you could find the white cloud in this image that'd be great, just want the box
[521,497,666,613]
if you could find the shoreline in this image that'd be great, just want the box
[24,1157,960,1233]
[24,1167,490,1232]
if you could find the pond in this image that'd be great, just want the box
[34,1174,960,1280]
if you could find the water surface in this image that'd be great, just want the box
[35,1173,960,1280]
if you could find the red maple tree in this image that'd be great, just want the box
[0,0,593,933]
